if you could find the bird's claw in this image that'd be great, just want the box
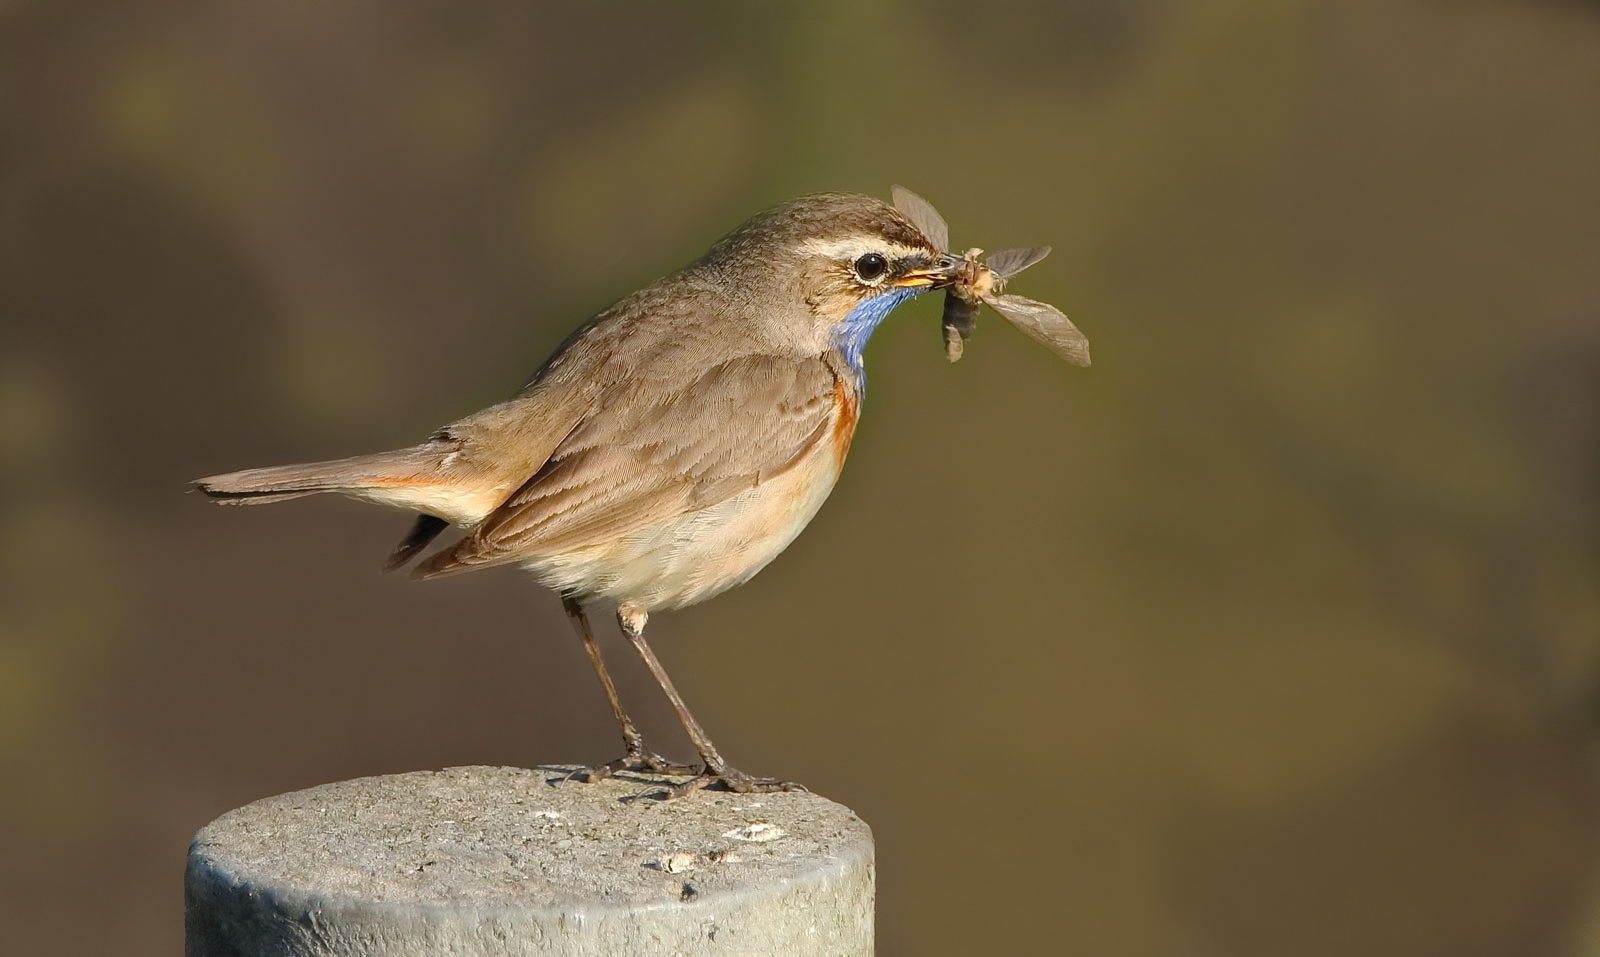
[630,768,808,801]
[564,747,698,784]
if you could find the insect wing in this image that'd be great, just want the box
[986,293,1091,366]
[983,246,1052,280]
[890,185,950,253]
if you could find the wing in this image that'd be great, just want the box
[414,353,845,577]
[890,185,950,253]
[986,293,1092,367]
[984,246,1052,280]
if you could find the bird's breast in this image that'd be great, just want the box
[829,373,862,463]
[519,371,861,612]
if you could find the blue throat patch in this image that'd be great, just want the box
[832,286,924,382]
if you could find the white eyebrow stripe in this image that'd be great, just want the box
[795,236,930,262]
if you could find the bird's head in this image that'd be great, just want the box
[696,192,957,373]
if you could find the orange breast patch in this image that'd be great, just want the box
[830,375,860,461]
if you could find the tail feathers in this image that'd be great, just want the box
[198,457,371,503]
[192,484,322,505]
[196,451,463,572]
[195,443,500,529]
[194,448,444,505]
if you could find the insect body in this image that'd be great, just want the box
[939,247,988,362]
[891,187,1091,367]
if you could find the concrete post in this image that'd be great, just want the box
[184,766,874,956]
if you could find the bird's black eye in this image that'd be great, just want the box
[853,253,889,283]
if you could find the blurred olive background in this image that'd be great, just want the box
[2,1,1598,954]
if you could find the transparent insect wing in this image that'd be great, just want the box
[984,246,1052,280]
[890,185,950,253]
[985,294,1092,367]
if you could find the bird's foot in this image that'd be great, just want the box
[566,747,698,784]
[633,766,808,801]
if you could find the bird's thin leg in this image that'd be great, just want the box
[560,595,695,780]
[617,606,805,798]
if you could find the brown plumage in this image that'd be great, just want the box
[196,188,1088,797]
[196,191,959,796]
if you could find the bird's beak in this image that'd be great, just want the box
[892,255,962,289]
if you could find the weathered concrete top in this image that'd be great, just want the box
[193,765,870,907]
[186,765,875,956]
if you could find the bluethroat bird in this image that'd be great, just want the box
[195,189,1089,797]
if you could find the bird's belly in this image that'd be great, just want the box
[521,447,846,612]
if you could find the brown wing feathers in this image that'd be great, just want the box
[412,354,843,579]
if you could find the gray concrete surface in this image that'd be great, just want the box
[185,766,874,956]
